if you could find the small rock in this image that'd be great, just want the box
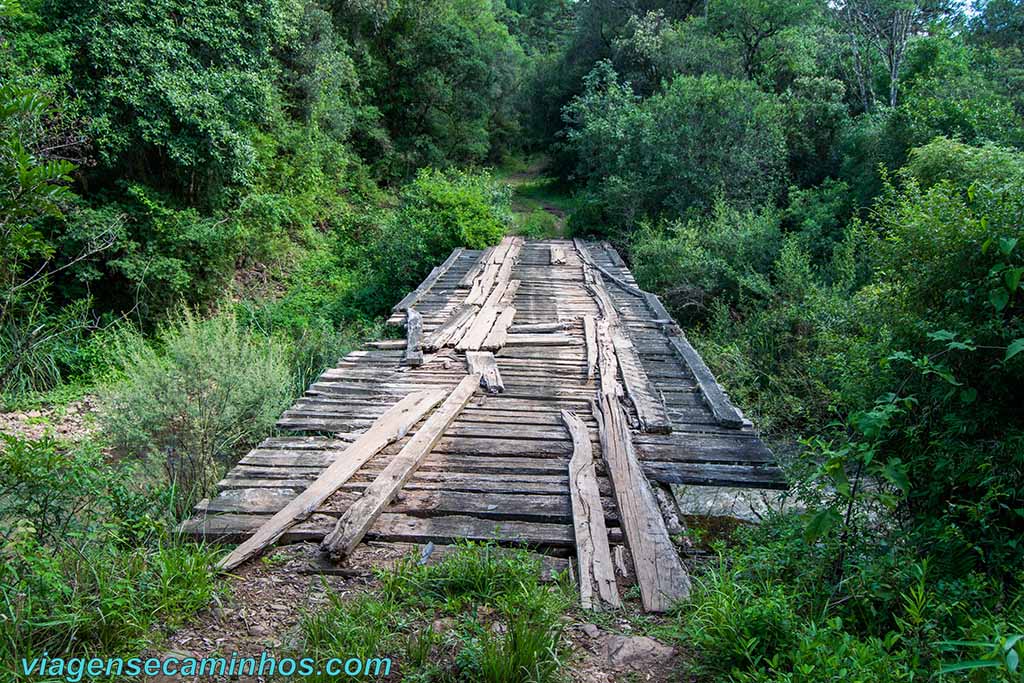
[581,623,601,638]
[602,634,676,671]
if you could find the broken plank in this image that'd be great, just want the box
[550,244,567,265]
[423,304,478,352]
[214,389,446,571]
[481,306,516,351]
[321,374,480,560]
[456,305,501,351]
[664,333,744,428]
[504,334,579,347]
[610,328,671,434]
[562,410,621,610]
[595,320,690,612]
[466,351,504,394]
[393,248,463,312]
[458,247,493,288]
[509,321,573,334]
[583,315,597,383]
[403,308,424,367]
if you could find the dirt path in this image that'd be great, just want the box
[501,158,570,237]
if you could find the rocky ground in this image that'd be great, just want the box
[0,396,100,442]
[149,541,685,683]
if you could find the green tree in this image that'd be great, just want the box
[44,0,286,205]
[707,0,819,83]
[563,63,787,230]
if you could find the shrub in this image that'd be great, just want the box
[364,168,511,311]
[517,209,559,239]
[101,311,291,517]
[563,63,787,232]
[0,435,221,669]
[630,202,783,322]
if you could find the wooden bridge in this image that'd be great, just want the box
[182,238,783,612]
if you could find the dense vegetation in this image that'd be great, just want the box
[1,0,1022,680]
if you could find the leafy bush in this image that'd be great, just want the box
[0,435,220,670]
[42,0,285,203]
[101,311,291,517]
[362,168,511,311]
[563,62,787,233]
[631,202,783,322]
[517,209,560,239]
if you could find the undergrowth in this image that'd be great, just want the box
[294,543,573,683]
[0,435,223,680]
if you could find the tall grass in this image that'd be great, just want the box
[0,435,222,679]
[296,543,571,683]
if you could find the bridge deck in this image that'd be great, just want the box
[182,239,783,611]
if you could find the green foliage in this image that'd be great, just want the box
[783,179,855,265]
[0,435,221,670]
[517,209,559,238]
[336,0,525,177]
[43,0,285,203]
[297,543,569,683]
[563,63,787,233]
[85,184,241,321]
[631,202,783,318]
[673,515,1021,682]
[101,311,291,517]
[361,168,511,311]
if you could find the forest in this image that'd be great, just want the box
[1,0,1022,680]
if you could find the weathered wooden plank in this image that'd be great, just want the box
[423,304,477,352]
[403,308,424,367]
[508,321,573,334]
[322,374,480,560]
[664,333,744,428]
[550,244,567,265]
[456,305,501,351]
[393,248,464,312]
[458,248,493,288]
[610,329,672,434]
[214,390,445,571]
[583,315,598,383]
[188,512,576,549]
[466,351,504,394]
[504,334,579,347]
[366,339,407,350]
[563,410,621,611]
[481,306,516,351]
[595,319,690,611]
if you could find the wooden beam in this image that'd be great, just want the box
[403,308,424,367]
[594,319,690,612]
[509,321,572,334]
[550,245,567,265]
[215,390,446,571]
[504,334,578,347]
[366,339,406,350]
[610,330,672,434]
[321,374,480,560]
[583,315,597,383]
[576,241,671,433]
[466,351,504,394]
[481,306,516,351]
[458,247,493,288]
[664,333,744,428]
[456,305,501,351]
[562,409,621,610]
[393,248,463,312]
[423,304,477,352]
